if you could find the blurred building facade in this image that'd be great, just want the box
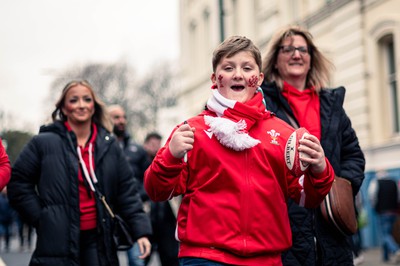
[158,0,400,247]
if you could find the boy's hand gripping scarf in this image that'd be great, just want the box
[205,88,266,151]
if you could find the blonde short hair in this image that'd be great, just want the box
[212,36,262,72]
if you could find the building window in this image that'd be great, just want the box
[380,35,399,133]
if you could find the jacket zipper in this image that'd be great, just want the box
[242,150,249,255]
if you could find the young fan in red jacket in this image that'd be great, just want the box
[0,138,11,191]
[144,36,334,266]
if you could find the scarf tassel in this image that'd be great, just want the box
[204,115,260,151]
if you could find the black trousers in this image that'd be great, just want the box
[80,229,101,266]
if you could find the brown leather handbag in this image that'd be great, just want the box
[320,176,358,235]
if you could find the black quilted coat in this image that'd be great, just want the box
[261,82,365,266]
[8,121,152,266]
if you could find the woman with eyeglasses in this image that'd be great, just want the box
[261,25,365,266]
[7,80,152,266]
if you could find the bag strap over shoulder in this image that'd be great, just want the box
[283,109,299,129]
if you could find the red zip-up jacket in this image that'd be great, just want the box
[0,138,11,191]
[145,109,333,265]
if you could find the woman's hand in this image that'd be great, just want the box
[137,236,152,259]
[298,134,327,174]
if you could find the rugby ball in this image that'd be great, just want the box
[285,127,311,176]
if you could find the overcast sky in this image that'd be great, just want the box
[0,0,179,132]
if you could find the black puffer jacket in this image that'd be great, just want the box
[261,82,365,266]
[8,121,152,266]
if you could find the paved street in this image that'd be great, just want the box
[356,248,398,266]
[0,235,393,266]
[0,234,160,266]
[0,249,161,266]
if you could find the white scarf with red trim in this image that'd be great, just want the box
[205,88,266,151]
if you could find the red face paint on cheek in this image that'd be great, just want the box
[218,75,224,88]
[248,75,259,88]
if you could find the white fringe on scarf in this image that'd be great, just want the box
[205,89,262,151]
[204,115,260,151]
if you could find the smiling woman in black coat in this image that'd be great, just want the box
[261,25,365,266]
[7,80,152,266]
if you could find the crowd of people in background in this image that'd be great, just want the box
[0,140,32,254]
[0,24,399,266]
[0,189,34,253]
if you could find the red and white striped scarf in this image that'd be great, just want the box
[205,88,267,151]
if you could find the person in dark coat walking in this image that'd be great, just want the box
[108,105,150,204]
[7,80,152,266]
[144,132,179,266]
[108,104,151,266]
[368,170,400,263]
[261,25,365,266]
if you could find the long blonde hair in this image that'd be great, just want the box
[51,80,113,132]
[262,25,334,92]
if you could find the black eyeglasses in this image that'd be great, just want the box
[279,46,309,55]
